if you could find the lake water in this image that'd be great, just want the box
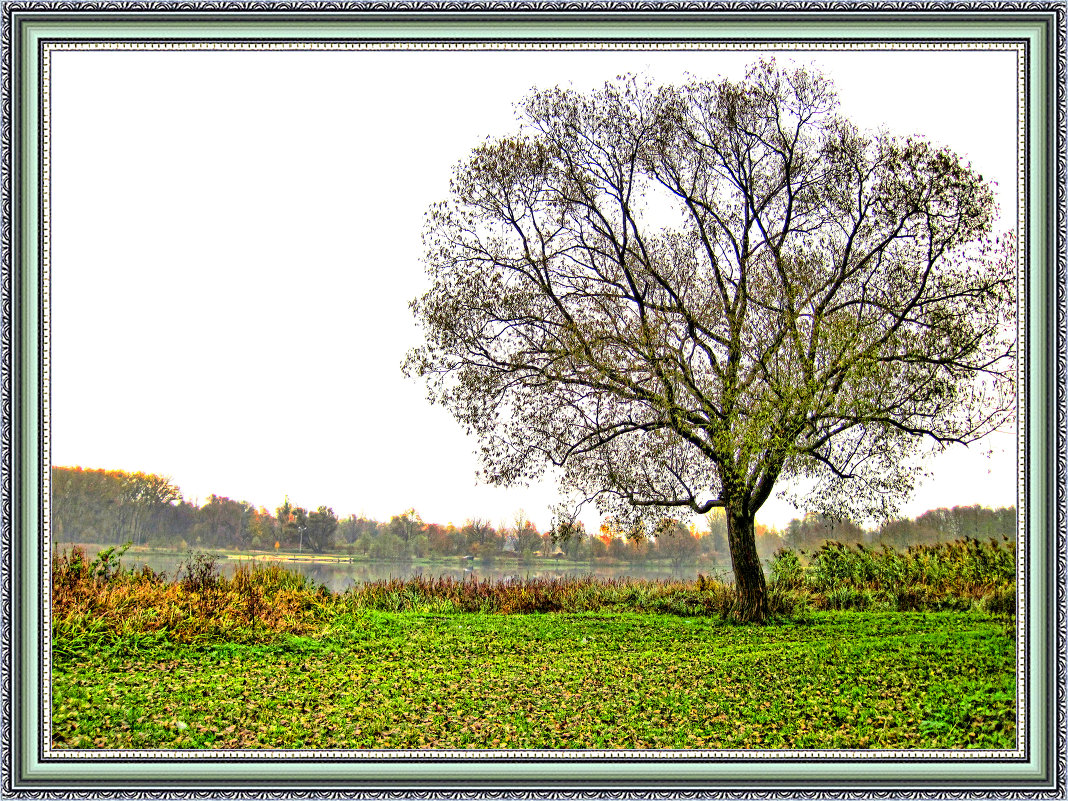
[53,544,734,593]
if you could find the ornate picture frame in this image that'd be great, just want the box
[2,2,1064,797]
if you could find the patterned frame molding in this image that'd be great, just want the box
[1,1,1065,798]
[27,34,1033,770]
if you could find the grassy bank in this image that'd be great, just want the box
[50,544,1017,750]
[53,610,1013,750]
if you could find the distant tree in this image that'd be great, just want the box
[52,467,127,543]
[406,61,1014,620]
[880,504,1016,546]
[388,509,423,543]
[151,500,197,548]
[338,515,378,546]
[336,515,358,545]
[305,506,339,554]
[656,521,701,570]
[246,507,276,550]
[290,506,309,552]
[409,533,430,558]
[540,531,558,554]
[754,523,785,561]
[875,517,939,548]
[993,506,1017,540]
[276,497,293,545]
[703,509,728,562]
[276,498,309,552]
[119,473,182,545]
[354,532,374,555]
[462,518,496,550]
[423,522,452,555]
[784,512,865,552]
[369,532,406,560]
[512,510,541,555]
[447,525,470,556]
[196,495,250,549]
[559,521,588,560]
[606,538,628,562]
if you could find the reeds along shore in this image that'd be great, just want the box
[49,537,1017,652]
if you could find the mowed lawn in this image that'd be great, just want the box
[52,611,1015,751]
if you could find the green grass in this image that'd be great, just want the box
[52,610,1014,750]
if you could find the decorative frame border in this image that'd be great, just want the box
[2,2,1065,798]
[33,36,1032,765]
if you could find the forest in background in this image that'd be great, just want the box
[51,466,1017,566]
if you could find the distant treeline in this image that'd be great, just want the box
[51,466,1016,565]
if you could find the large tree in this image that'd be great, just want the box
[405,61,1014,621]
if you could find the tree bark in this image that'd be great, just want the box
[726,507,770,623]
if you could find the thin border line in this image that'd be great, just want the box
[37,37,1029,764]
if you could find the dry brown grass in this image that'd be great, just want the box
[52,547,325,646]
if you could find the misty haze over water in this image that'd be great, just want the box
[53,544,734,594]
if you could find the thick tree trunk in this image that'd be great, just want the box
[726,507,769,623]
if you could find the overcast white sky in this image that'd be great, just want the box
[48,45,1020,532]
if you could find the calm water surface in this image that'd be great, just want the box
[54,544,732,593]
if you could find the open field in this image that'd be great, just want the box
[53,610,1013,750]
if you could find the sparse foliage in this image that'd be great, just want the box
[406,61,1014,621]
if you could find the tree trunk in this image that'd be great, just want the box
[726,507,769,623]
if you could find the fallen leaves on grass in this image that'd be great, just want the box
[51,611,1015,751]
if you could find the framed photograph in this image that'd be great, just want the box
[2,2,1064,797]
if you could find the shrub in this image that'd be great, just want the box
[824,586,870,611]
[978,583,1016,619]
[769,548,804,591]
[766,583,811,620]
[773,538,1015,611]
[892,585,932,612]
[231,563,314,594]
[177,550,220,593]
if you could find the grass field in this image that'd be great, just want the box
[50,543,1017,751]
[52,609,1014,750]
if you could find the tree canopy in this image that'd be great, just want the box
[408,61,1015,620]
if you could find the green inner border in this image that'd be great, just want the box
[10,12,1057,789]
